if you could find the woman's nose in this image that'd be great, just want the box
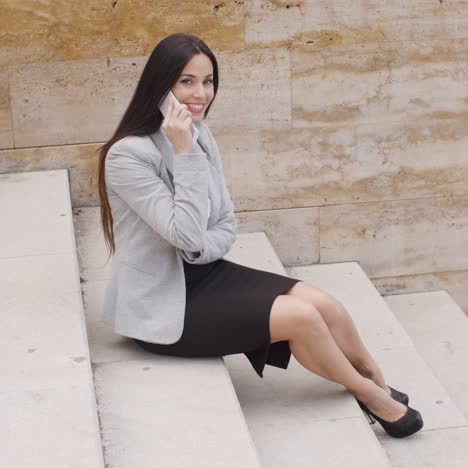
[193,83,205,99]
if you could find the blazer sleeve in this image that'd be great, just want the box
[105,138,210,253]
[180,128,237,264]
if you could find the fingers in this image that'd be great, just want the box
[161,94,193,153]
[173,108,193,129]
[166,96,190,120]
[174,104,191,120]
[162,94,192,140]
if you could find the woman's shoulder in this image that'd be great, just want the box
[107,134,161,163]
[109,134,155,153]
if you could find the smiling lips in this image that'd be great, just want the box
[186,103,204,113]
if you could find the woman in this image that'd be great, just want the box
[97,33,423,438]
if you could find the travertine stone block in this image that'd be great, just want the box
[10,56,146,147]
[3,111,467,209]
[351,117,468,201]
[10,47,290,147]
[247,1,468,45]
[3,113,467,220]
[320,195,468,277]
[291,38,468,128]
[237,207,319,266]
[0,143,101,206]
[225,117,468,211]
[227,126,354,211]
[373,269,468,316]
[0,68,13,148]
[205,47,291,132]
[246,0,305,45]
[0,0,245,67]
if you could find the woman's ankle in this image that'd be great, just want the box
[349,378,378,402]
[355,362,388,393]
[353,384,408,421]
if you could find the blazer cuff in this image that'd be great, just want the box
[180,249,204,263]
[173,153,207,171]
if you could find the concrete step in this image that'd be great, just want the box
[385,290,468,418]
[287,262,468,468]
[0,171,104,467]
[223,235,391,468]
[74,207,261,468]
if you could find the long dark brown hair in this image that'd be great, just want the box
[97,33,219,259]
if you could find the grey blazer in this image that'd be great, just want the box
[102,122,237,343]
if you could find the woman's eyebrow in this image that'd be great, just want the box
[181,73,213,78]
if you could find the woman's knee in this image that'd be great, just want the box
[288,282,353,329]
[288,282,342,314]
[270,295,327,343]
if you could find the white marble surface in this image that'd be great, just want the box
[95,358,261,468]
[0,170,104,468]
[381,426,468,468]
[386,290,468,419]
[0,170,74,257]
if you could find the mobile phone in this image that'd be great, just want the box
[158,90,181,118]
[158,90,199,143]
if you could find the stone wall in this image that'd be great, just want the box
[1,1,467,311]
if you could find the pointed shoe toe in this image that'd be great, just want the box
[388,386,409,406]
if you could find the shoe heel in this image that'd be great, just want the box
[356,399,376,424]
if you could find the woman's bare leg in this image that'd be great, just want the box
[285,282,389,393]
[270,295,406,421]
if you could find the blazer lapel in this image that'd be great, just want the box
[149,123,209,186]
[149,130,175,179]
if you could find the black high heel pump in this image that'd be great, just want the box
[356,399,424,438]
[388,386,409,406]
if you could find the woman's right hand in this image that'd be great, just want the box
[161,94,194,155]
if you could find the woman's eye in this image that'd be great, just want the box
[181,79,213,84]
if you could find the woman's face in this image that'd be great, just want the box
[171,53,215,122]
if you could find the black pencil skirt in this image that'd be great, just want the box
[133,258,303,378]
